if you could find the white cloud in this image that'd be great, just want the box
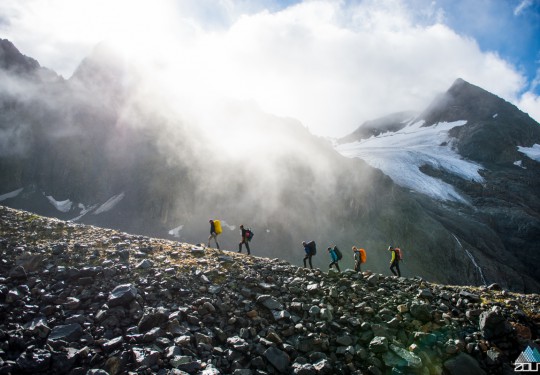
[518,91,540,121]
[514,0,533,16]
[0,0,537,136]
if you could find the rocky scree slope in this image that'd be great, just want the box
[0,206,539,375]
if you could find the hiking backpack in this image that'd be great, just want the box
[395,247,403,260]
[359,248,367,263]
[307,241,316,255]
[334,246,343,260]
[213,220,222,234]
[246,228,254,241]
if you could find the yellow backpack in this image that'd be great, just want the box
[214,220,222,234]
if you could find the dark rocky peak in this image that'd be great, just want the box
[420,78,531,126]
[419,79,540,165]
[0,39,40,73]
[338,111,417,143]
[0,39,60,82]
[69,42,128,91]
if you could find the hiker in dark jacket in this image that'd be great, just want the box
[328,246,341,272]
[238,224,251,255]
[353,246,362,272]
[388,245,401,277]
[302,240,316,269]
[207,219,220,249]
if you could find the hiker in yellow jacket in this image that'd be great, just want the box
[388,245,401,277]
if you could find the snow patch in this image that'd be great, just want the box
[492,113,498,118]
[336,120,484,203]
[0,188,23,202]
[70,203,98,221]
[518,144,540,162]
[513,160,526,169]
[45,194,73,213]
[94,193,125,215]
[168,225,184,238]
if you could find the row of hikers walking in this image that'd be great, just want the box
[303,241,402,276]
[207,219,402,276]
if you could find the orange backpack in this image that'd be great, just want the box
[395,247,403,260]
[359,248,367,263]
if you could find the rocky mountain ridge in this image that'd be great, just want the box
[1,205,539,375]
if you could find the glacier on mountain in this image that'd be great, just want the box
[45,194,73,213]
[518,144,540,162]
[0,188,23,202]
[335,120,484,203]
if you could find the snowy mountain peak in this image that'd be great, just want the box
[337,78,540,202]
[336,119,482,202]
[420,78,525,127]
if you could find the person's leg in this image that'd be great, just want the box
[303,255,308,267]
[390,262,397,276]
[308,255,313,269]
[396,262,401,277]
[238,242,242,253]
[208,234,213,247]
[336,262,341,272]
[246,241,251,255]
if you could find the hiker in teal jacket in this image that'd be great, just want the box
[328,246,341,272]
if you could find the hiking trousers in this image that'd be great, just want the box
[208,233,220,249]
[355,260,361,272]
[390,260,401,277]
[329,261,341,272]
[303,254,313,269]
[238,239,250,255]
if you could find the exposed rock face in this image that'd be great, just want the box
[337,111,417,144]
[0,206,539,374]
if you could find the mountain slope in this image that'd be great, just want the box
[1,206,539,374]
[337,79,540,292]
[1,40,539,292]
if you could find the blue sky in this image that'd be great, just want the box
[431,0,540,95]
[0,0,539,136]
